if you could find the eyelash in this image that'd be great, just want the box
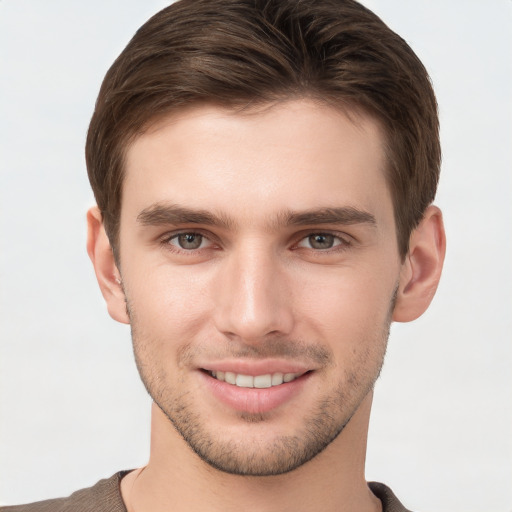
[294,233,350,251]
[159,230,352,255]
[160,230,216,254]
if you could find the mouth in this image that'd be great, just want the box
[207,370,304,388]
[200,366,313,414]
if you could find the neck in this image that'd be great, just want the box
[122,393,381,512]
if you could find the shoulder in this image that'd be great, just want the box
[368,482,413,512]
[0,472,129,512]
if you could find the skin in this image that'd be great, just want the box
[88,99,445,512]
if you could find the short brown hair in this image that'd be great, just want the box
[86,0,440,258]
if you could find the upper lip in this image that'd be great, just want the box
[198,359,314,376]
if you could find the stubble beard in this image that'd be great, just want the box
[164,380,379,476]
[127,295,394,477]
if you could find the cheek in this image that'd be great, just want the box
[124,263,213,342]
[294,265,396,342]
[294,271,391,407]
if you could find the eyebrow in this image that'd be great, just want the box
[137,202,376,230]
[137,203,234,229]
[282,207,376,227]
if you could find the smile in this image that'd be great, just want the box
[209,370,302,388]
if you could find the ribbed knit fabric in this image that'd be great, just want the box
[368,482,412,512]
[1,473,411,511]
[0,472,129,512]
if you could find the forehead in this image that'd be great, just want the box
[122,99,392,226]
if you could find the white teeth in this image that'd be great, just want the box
[236,374,254,388]
[210,371,301,388]
[253,374,272,388]
[225,372,236,385]
[271,373,284,386]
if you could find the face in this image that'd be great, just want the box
[117,100,403,476]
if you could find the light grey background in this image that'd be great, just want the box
[1,1,511,510]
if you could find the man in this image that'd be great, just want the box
[1,0,445,511]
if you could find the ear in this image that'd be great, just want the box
[392,205,446,322]
[86,206,130,324]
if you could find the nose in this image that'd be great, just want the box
[213,244,294,342]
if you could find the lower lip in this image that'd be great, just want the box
[200,371,312,415]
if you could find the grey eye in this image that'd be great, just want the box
[176,233,203,249]
[307,234,335,249]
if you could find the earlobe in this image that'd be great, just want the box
[392,205,446,322]
[86,207,130,324]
